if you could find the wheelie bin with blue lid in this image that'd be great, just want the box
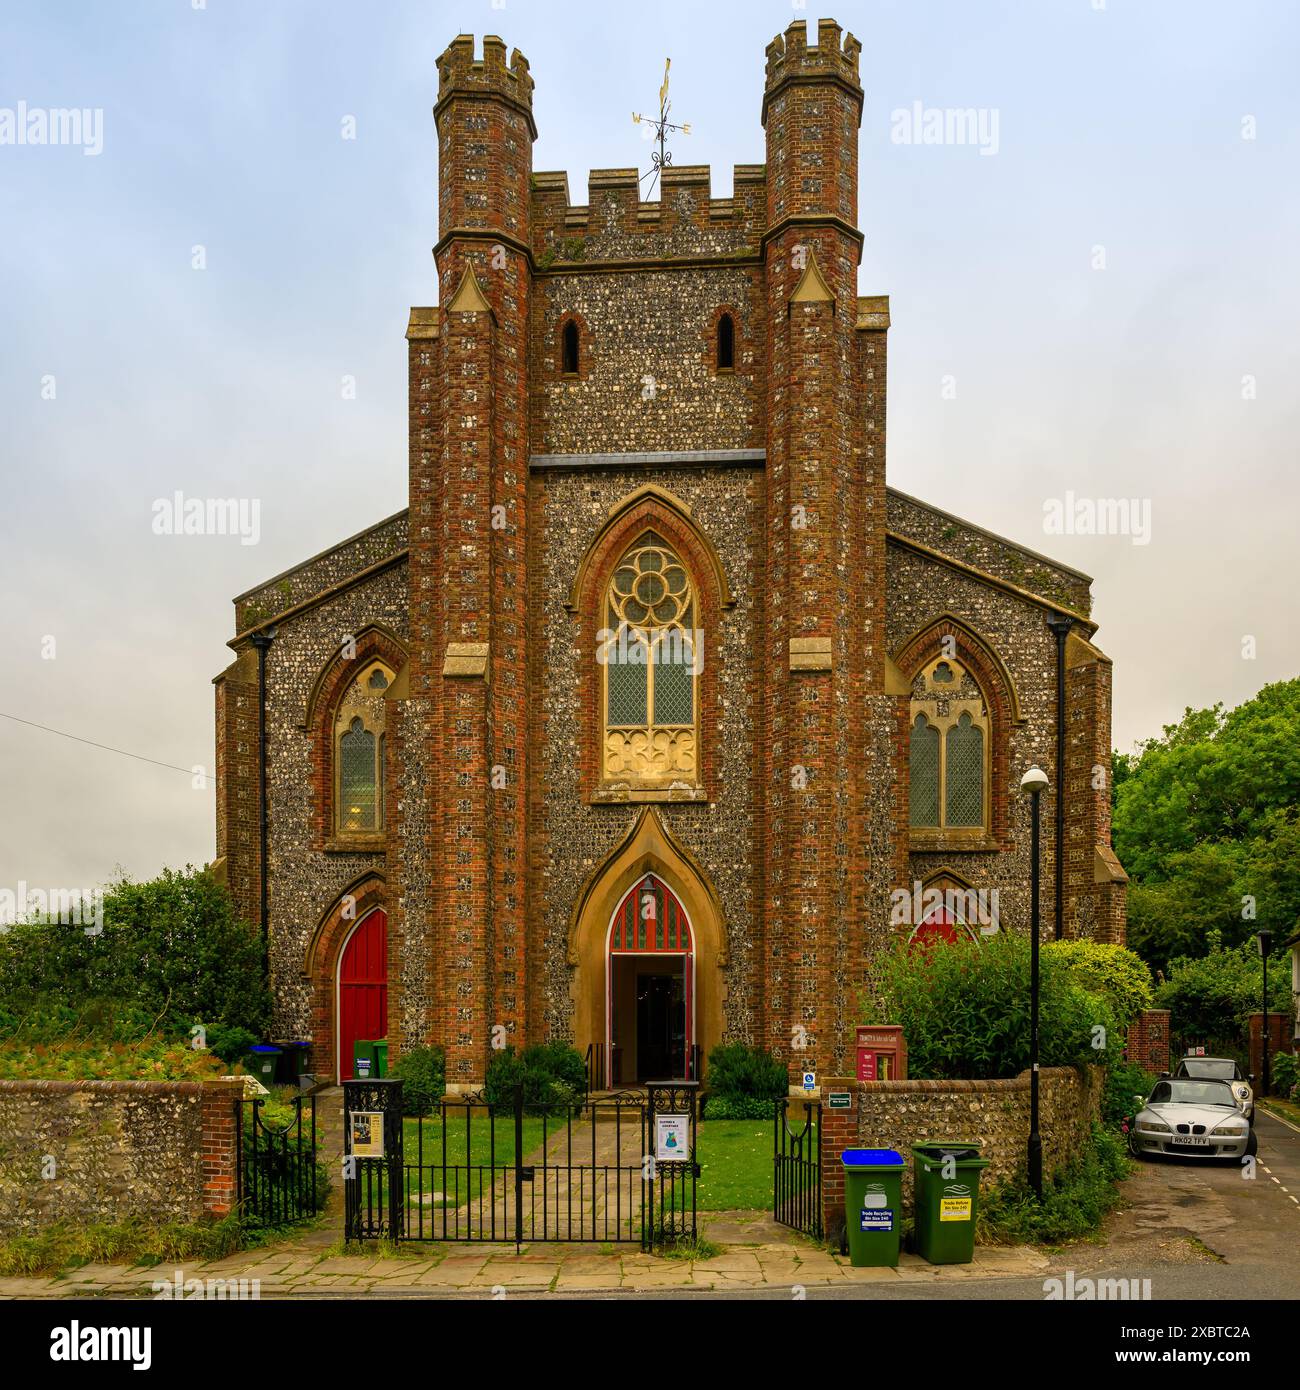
[841,1148,904,1267]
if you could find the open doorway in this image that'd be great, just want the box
[606,873,694,1086]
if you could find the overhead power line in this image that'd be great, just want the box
[0,712,201,778]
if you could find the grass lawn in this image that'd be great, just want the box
[696,1117,815,1211]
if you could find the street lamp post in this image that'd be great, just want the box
[1258,929,1274,1098]
[1021,764,1049,1199]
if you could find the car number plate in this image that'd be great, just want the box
[1175,1135,1210,1146]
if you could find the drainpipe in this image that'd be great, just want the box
[1046,613,1074,942]
[250,628,277,986]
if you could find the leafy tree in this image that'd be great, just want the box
[1113,679,1300,973]
[0,866,269,1043]
[1154,931,1291,1045]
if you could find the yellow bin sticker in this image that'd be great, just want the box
[939,1196,972,1222]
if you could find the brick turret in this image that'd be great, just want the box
[389,35,536,1088]
[760,19,889,1078]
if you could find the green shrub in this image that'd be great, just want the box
[875,932,1118,1080]
[704,1043,788,1105]
[390,1044,446,1117]
[977,1125,1130,1246]
[0,867,269,1043]
[1102,1059,1158,1129]
[203,1024,259,1066]
[484,1042,586,1114]
[1269,1051,1299,1098]
[701,1092,777,1120]
[1043,940,1154,1025]
[0,1038,227,1081]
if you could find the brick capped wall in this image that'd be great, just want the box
[820,1066,1102,1237]
[0,1080,243,1236]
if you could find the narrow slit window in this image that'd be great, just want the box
[717,313,735,371]
[562,319,580,375]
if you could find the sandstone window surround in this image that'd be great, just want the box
[600,531,701,797]
[908,656,991,843]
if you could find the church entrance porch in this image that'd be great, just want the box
[606,873,694,1086]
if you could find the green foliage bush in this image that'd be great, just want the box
[1269,1051,1298,1098]
[977,1124,1129,1246]
[876,932,1118,1080]
[702,1092,778,1120]
[1043,940,1153,1025]
[204,1024,259,1066]
[0,867,269,1046]
[390,1044,446,1117]
[702,1043,787,1119]
[0,1038,227,1081]
[484,1042,586,1114]
[1154,930,1291,1045]
[1102,1060,1158,1129]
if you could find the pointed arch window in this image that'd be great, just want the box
[334,660,394,836]
[908,656,990,836]
[602,531,699,789]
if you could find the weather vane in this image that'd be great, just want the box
[633,58,690,199]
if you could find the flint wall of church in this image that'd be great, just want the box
[533,465,764,1045]
[886,543,1065,939]
[259,561,409,1040]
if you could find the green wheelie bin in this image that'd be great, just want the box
[911,1141,989,1264]
[353,1041,379,1079]
[243,1045,281,1086]
[841,1148,905,1268]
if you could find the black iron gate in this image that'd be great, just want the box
[343,1078,698,1249]
[342,1078,404,1240]
[240,1092,319,1228]
[774,1099,821,1238]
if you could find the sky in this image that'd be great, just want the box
[1,0,1297,896]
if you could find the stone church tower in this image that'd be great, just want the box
[213,21,1127,1090]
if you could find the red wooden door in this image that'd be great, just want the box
[338,909,387,1081]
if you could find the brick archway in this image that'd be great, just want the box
[304,874,387,1084]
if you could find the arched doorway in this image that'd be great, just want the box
[337,908,387,1081]
[606,873,694,1086]
[569,807,727,1090]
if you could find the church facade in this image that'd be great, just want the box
[212,21,1127,1090]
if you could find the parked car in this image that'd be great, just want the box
[1172,1055,1254,1122]
[1127,1078,1257,1160]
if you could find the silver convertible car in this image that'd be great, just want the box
[1127,1078,1258,1160]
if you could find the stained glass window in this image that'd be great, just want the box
[603,532,699,787]
[908,655,990,835]
[339,719,376,832]
[909,714,941,827]
[945,713,984,827]
[334,659,395,836]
